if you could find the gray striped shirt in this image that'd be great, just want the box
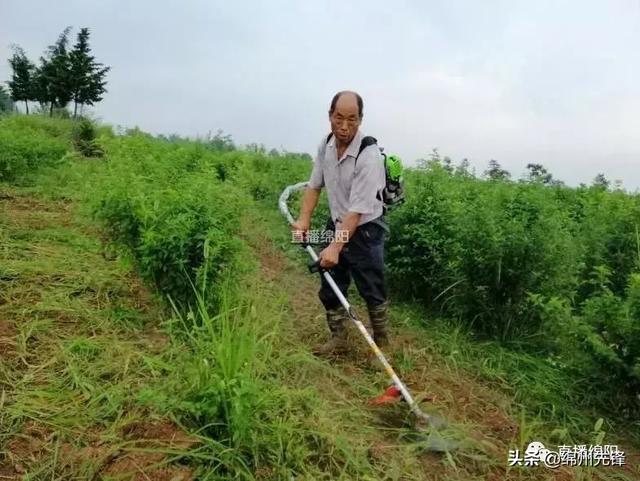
[308,130,385,226]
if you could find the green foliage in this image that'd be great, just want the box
[537,272,640,412]
[7,46,34,113]
[525,163,558,185]
[5,117,640,479]
[36,27,74,115]
[0,115,71,181]
[387,164,579,340]
[6,27,109,117]
[203,129,236,151]
[68,27,110,117]
[72,117,103,157]
[139,292,267,466]
[484,159,511,181]
[90,134,251,314]
[571,187,640,300]
[387,162,640,408]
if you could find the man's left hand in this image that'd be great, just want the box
[319,243,342,269]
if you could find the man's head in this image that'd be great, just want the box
[329,91,363,145]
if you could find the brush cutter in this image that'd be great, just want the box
[279,182,458,452]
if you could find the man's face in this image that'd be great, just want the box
[329,94,361,145]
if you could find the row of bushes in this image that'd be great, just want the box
[89,133,254,313]
[385,162,640,410]
[86,128,321,314]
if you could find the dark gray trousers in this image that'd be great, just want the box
[318,217,387,310]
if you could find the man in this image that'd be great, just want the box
[291,91,390,355]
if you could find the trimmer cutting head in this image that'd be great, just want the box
[369,385,459,452]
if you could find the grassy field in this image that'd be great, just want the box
[0,115,638,480]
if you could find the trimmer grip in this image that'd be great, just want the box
[308,259,322,273]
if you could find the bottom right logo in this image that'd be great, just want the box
[508,442,626,468]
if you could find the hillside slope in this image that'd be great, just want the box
[0,116,638,480]
[0,181,637,480]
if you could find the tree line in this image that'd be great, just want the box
[7,27,109,117]
[418,149,614,189]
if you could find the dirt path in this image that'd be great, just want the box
[243,211,640,481]
[0,189,196,481]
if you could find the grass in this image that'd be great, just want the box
[0,186,177,479]
[1,118,638,479]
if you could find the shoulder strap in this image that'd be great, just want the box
[355,136,377,167]
[323,134,377,165]
[358,136,377,157]
[320,133,333,160]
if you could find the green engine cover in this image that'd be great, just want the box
[385,154,403,181]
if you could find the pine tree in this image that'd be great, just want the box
[38,27,73,116]
[526,163,554,184]
[69,28,110,117]
[592,173,610,190]
[485,159,511,181]
[7,46,35,114]
[30,64,51,111]
[69,28,91,118]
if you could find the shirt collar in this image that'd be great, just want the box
[329,130,362,163]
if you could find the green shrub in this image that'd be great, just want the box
[0,115,71,181]
[386,161,640,409]
[387,165,579,340]
[573,188,640,300]
[538,272,640,410]
[72,117,104,157]
[91,134,251,314]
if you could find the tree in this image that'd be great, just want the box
[7,46,35,114]
[37,27,73,116]
[592,173,610,190]
[455,158,474,177]
[69,28,109,118]
[0,85,14,113]
[485,159,511,181]
[526,163,554,184]
[416,148,454,172]
[30,64,51,111]
[7,27,109,117]
[205,129,235,151]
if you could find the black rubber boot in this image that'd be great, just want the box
[368,301,389,347]
[314,307,349,355]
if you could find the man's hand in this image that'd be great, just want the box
[319,242,341,269]
[291,218,311,241]
[292,188,320,242]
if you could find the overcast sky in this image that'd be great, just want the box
[2,1,639,189]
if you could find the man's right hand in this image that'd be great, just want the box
[291,218,310,241]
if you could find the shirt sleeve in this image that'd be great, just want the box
[348,145,385,215]
[308,141,325,189]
